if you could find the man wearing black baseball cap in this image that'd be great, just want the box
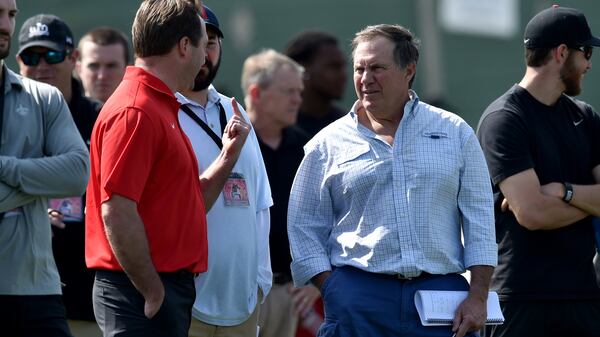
[477,5,600,337]
[177,5,273,337]
[16,14,102,337]
[16,14,101,108]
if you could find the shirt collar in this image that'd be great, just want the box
[405,89,419,117]
[175,92,195,106]
[3,64,24,94]
[349,89,421,123]
[175,84,221,109]
[124,66,176,100]
[206,84,221,106]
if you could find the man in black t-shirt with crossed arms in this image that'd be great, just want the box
[477,5,600,337]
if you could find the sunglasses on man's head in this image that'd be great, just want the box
[569,45,593,60]
[19,50,70,66]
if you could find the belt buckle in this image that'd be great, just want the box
[397,274,413,281]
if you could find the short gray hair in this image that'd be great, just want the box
[241,49,304,97]
[352,24,420,70]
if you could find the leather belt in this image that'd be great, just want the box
[392,272,432,281]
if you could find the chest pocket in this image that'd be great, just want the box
[332,143,381,200]
[405,130,460,188]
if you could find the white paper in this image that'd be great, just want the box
[414,290,504,326]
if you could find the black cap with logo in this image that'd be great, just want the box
[524,5,600,48]
[17,14,74,55]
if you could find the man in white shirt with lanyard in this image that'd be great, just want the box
[176,5,272,337]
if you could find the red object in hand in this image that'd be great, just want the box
[295,298,324,337]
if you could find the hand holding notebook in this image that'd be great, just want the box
[414,290,504,326]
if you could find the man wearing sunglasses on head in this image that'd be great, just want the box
[0,1,89,337]
[477,5,600,337]
[15,13,102,337]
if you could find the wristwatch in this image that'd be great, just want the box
[562,182,573,203]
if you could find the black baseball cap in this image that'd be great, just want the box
[200,5,224,38]
[17,14,74,55]
[524,5,600,48]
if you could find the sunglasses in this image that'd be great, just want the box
[19,50,70,66]
[569,45,593,60]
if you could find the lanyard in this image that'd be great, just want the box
[180,102,227,150]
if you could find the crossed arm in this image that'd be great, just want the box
[499,165,600,230]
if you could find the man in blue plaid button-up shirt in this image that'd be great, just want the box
[288,24,497,337]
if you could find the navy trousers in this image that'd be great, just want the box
[318,266,479,337]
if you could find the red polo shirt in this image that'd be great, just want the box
[85,66,207,273]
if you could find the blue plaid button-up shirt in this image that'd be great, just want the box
[288,91,497,286]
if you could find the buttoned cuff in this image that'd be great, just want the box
[464,241,498,268]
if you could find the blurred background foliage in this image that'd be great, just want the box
[10,0,600,127]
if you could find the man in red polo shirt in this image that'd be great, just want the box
[85,1,250,336]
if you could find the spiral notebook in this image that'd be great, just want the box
[414,290,504,326]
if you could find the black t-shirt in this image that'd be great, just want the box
[68,78,102,146]
[52,78,102,320]
[477,84,600,301]
[257,126,309,277]
[296,105,346,138]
